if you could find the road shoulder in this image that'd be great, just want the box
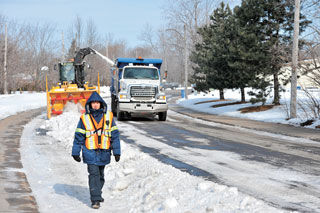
[0,108,44,213]
[170,104,320,142]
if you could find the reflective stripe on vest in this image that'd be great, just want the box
[80,111,113,150]
[75,128,86,134]
[101,113,113,149]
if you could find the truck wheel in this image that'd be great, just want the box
[116,103,125,121]
[158,111,167,121]
[117,111,125,121]
[111,95,117,116]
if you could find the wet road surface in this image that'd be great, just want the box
[117,92,320,213]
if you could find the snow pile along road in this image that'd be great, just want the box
[21,109,288,212]
[0,92,46,120]
[177,89,320,129]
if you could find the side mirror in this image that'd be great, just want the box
[54,64,57,71]
[111,68,116,76]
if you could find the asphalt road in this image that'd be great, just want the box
[117,90,320,213]
[1,91,320,212]
[0,108,44,213]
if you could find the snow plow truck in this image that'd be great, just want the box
[46,47,100,119]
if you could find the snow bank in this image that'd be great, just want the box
[20,108,286,212]
[178,89,320,129]
[99,86,111,97]
[44,103,82,150]
[0,92,46,120]
[0,87,109,121]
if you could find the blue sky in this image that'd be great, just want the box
[0,0,165,47]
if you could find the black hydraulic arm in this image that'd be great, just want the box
[74,47,96,65]
[73,47,96,88]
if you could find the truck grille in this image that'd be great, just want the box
[130,86,156,97]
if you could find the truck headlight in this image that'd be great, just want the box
[157,95,166,100]
[120,94,127,99]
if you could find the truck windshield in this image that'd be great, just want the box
[123,67,159,80]
[60,64,75,82]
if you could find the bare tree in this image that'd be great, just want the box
[163,0,219,47]
[85,17,100,48]
[67,15,84,50]
[0,17,58,93]
[20,22,57,91]
[138,23,184,83]
[298,0,320,87]
[139,23,159,55]
[299,0,320,47]
[148,0,221,84]
[74,16,83,49]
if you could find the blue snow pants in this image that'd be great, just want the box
[87,164,105,202]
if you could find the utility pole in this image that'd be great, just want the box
[290,0,300,118]
[104,41,109,85]
[3,23,8,94]
[184,24,188,99]
[61,31,65,61]
[164,53,168,81]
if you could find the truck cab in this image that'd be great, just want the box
[111,57,168,121]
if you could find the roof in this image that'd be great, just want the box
[115,58,162,69]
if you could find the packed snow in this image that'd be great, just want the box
[1,86,318,212]
[22,113,287,212]
[176,87,320,129]
[0,91,46,120]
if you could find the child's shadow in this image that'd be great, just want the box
[54,183,90,207]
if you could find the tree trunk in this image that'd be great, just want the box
[240,87,245,102]
[219,89,224,100]
[273,72,280,105]
[34,68,39,91]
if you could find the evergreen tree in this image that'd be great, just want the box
[191,2,234,100]
[233,0,310,105]
[261,0,291,105]
[228,1,272,104]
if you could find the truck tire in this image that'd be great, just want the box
[116,103,125,121]
[111,95,117,116]
[158,111,167,121]
[117,111,125,121]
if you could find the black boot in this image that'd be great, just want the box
[92,201,100,209]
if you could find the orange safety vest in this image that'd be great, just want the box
[80,111,113,150]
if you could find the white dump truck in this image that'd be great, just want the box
[110,57,168,121]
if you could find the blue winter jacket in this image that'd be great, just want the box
[71,91,121,165]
